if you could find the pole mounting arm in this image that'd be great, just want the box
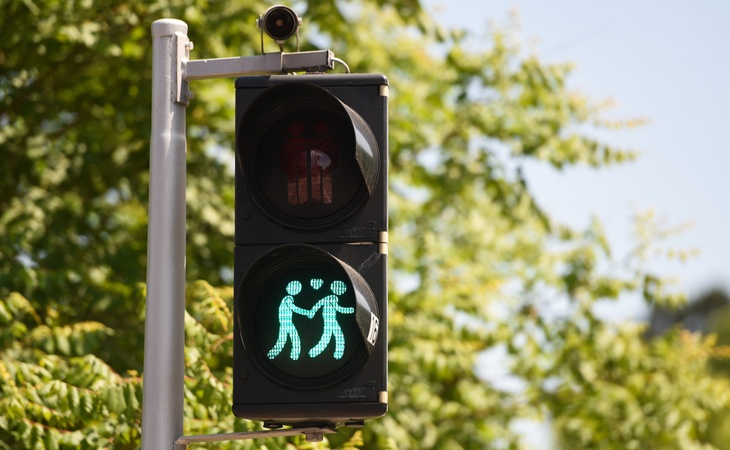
[173,32,335,105]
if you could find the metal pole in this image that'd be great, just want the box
[142,19,189,450]
[142,15,337,448]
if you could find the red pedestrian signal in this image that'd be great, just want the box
[237,81,380,230]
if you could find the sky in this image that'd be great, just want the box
[423,0,730,321]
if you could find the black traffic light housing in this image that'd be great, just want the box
[233,74,388,427]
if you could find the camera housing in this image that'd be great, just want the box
[258,5,302,46]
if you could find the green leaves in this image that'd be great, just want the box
[0,293,142,449]
[548,326,730,449]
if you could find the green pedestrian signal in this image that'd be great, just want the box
[239,244,377,389]
[266,279,355,362]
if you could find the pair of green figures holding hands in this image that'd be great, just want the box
[267,278,354,361]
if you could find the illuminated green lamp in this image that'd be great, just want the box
[239,243,380,390]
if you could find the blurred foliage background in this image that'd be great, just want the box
[2,0,729,448]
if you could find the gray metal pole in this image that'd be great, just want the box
[142,15,337,448]
[142,19,189,450]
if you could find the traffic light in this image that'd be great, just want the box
[233,74,388,427]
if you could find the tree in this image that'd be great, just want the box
[2,0,728,448]
[646,288,730,449]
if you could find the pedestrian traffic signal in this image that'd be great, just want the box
[239,243,380,390]
[233,74,388,427]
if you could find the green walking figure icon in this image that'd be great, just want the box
[267,280,313,361]
[308,280,355,360]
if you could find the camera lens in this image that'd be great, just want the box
[263,6,299,41]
